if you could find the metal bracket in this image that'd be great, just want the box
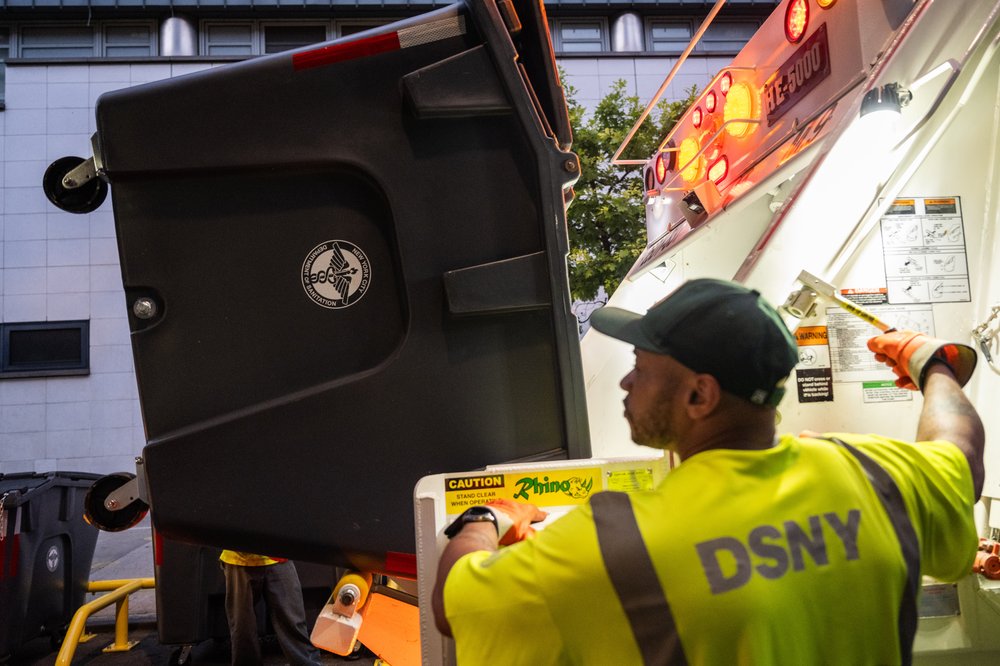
[61,157,98,190]
[104,458,149,512]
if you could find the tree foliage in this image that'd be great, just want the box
[565,79,698,301]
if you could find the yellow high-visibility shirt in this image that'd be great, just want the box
[444,434,976,665]
[219,550,285,567]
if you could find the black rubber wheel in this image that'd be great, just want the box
[42,156,108,214]
[84,473,149,532]
[169,645,194,665]
[49,626,65,650]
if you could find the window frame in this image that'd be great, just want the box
[548,17,609,54]
[646,17,761,56]
[9,20,157,59]
[201,20,256,57]
[199,19,399,57]
[0,320,90,379]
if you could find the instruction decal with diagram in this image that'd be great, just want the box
[881,197,970,304]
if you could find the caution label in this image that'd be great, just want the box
[443,468,600,514]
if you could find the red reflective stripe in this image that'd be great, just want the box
[293,32,401,71]
[0,535,20,580]
[383,551,417,579]
[153,529,164,567]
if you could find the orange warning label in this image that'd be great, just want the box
[840,288,887,296]
[795,326,828,345]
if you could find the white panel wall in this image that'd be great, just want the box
[0,61,216,475]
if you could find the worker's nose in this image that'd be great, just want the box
[620,368,636,392]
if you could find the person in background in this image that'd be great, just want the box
[433,278,984,665]
[220,550,324,665]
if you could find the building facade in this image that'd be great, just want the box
[0,0,776,474]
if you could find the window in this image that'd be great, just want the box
[702,22,759,53]
[649,21,692,53]
[1,27,8,106]
[104,24,155,58]
[19,25,95,58]
[648,18,760,55]
[10,22,156,59]
[550,19,607,53]
[1,321,90,378]
[201,20,395,56]
[204,22,254,57]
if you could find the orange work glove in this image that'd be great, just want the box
[485,499,548,546]
[867,330,977,391]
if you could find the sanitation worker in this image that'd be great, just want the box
[219,550,323,665]
[432,278,984,665]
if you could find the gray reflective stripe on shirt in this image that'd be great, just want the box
[829,437,920,666]
[591,491,688,666]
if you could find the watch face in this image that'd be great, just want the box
[466,506,495,519]
[444,506,497,538]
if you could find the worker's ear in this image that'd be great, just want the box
[686,374,721,418]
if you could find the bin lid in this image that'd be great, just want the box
[0,472,102,506]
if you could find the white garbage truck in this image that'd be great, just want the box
[44,0,1000,663]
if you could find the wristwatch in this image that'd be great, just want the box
[443,506,498,539]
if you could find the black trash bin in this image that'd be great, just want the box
[73,0,588,571]
[152,528,336,660]
[0,471,101,660]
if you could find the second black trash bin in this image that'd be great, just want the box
[0,471,101,661]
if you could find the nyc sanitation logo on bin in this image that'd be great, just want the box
[301,240,371,309]
[46,545,60,572]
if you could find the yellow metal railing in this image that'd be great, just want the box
[55,577,156,665]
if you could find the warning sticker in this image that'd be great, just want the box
[443,467,600,514]
[862,380,913,404]
[881,197,970,304]
[827,304,934,383]
[840,288,888,306]
[795,326,833,402]
[606,469,655,493]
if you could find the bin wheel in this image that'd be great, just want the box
[42,156,108,214]
[333,571,373,610]
[84,473,149,532]
[169,645,193,665]
[49,626,66,650]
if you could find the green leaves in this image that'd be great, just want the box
[565,79,698,301]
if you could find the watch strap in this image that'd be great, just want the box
[443,506,498,539]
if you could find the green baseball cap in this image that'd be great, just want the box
[590,279,798,406]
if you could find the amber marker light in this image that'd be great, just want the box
[723,81,758,138]
[785,0,809,43]
[677,136,704,183]
[817,0,837,7]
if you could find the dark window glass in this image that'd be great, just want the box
[2,321,89,377]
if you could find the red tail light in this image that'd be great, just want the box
[785,0,809,43]
[709,155,729,184]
